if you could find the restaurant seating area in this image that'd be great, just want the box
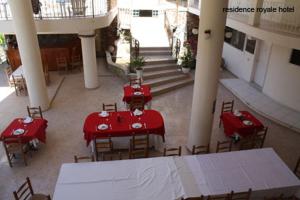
[0,59,300,199]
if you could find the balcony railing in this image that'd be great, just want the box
[0,0,108,20]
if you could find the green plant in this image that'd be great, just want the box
[130,56,145,71]
[0,34,5,46]
[180,43,194,69]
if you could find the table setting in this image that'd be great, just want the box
[123,84,152,104]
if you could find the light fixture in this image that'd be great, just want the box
[225,31,233,39]
[192,28,198,35]
[204,30,211,39]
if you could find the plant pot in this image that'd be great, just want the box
[181,67,190,74]
[136,69,143,79]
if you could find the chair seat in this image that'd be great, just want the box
[29,193,49,200]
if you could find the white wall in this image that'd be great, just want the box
[222,42,256,82]
[263,45,300,112]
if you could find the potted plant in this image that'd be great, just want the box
[130,56,145,79]
[179,43,194,73]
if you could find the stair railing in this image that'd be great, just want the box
[173,37,181,61]
[130,37,140,59]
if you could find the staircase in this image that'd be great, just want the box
[140,47,194,96]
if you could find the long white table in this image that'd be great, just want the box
[53,148,300,200]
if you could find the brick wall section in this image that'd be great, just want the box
[186,12,199,56]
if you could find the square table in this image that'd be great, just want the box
[53,157,185,200]
[123,84,152,104]
[0,118,48,143]
[220,111,264,137]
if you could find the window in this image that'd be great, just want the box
[132,10,139,17]
[152,10,159,17]
[224,27,246,51]
[245,38,256,54]
[290,49,300,66]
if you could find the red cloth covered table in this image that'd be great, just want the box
[0,118,48,143]
[220,111,264,137]
[83,110,165,145]
[122,85,152,104]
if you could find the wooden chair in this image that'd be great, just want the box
[216,140,233,153]
[93,137,113,161]
[129,95,145,111]
[101,152,123,161]
[130,134,149,157]
[13,177,51,200]
[102,103,117,112]
[294,156,300,178]
[163,146,182,157]
[2,138,29,167]
[5,66,14,87]
[229,189,252,200]
[192,144,210,155]
[252,127,268,148]
[129,78,141,86]
[27,106,43,119]
[207,194,230,200]
[129,147,148,159]
[70,55,82,72]
[12,75,27,96]
[74,155,94,163]
[56,56,68,73]
[219,100,234,127]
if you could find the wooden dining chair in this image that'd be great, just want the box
[163,146,182,157]
[129,147,148,159]
[70,55,82,72]
[129,95,145,111]
[101,152,123,161]
[216,140,233,153]
[130,134,149,157]
[5,66,14,87]
[294,156,300,178]
[219,100,234,127]
[56,56,68,73]
[102,103,117,112]
[192,144,210,155]
[129,78,142,86]
[93,137,113,161]
[12,75,27,96]
[3,138,29,167]
[27,106,43,119]
[252,127,268,149]
[13,177,51,200]
[74,155,94,163]
[207,194,230,200]
[229,189,252,200]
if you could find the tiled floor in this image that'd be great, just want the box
[220,78,300,132]
[0,60,300,199]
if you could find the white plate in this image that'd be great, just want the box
[133,109,143,116]
[133,91,142,96]
[132,123,142,129]
[98,124,109,130]
[23,116,33,124]
[243,120,253,126]
[13,129,25,135]
[132,84,140,89]
[99,111,109,117]
[234,112,242,117]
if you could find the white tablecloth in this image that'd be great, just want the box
[177,148,300,199]
[53,157,184,200]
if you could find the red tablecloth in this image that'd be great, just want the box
[122,85,152,104]
[83,110,165,145]
[0,118,48,143]
[221,111,264,137]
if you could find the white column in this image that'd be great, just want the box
[8,0,49,110]
[79,33,99,89]
[187,0,228,150]
[248,0,263,26]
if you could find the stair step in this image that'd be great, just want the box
[152,78,194,96]
[140,50,172,56]
[145,58,177,65]
[140,47,171,51]
[143,69,182,80]
[144,74,190,87]
[143,63,179,72]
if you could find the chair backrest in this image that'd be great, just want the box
[27,106,43,119]
[216,140,233,153]
[102,103,117,112]
[129,95,145,111]
[101,152,123,161]
[192,144,210,155]
[294,156,300,178]
[221,100,234,113]
[253,127,268,148]
[131,134,149,150]
[13,177,34,200]
[229,189,252,200]
[207,194,230,200]
[129,78,141,86]
[74,155,94,163]
[129,148,148,159]
[163,146,182,156]
[5,66,13,83]
[56,56,68,67]
[93,137,113,161]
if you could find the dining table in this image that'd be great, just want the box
[122,84,152,104]
[83,110,165,148]
[220,111,264,137]
[0,118,48,144]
